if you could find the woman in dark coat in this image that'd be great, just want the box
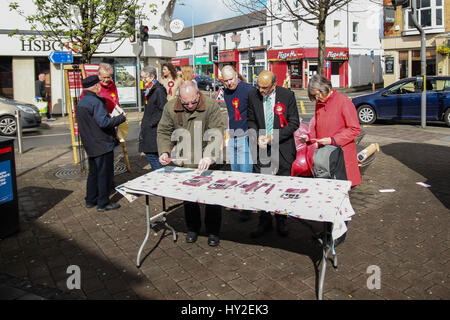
[139,66,168,170]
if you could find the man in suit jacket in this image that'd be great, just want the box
[247,70,299,238]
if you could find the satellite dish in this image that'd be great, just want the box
[170,19,184,34]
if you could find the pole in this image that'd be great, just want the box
[410,0,427,128]
[372,58,375,92]
[14,110,23,154]
[192,9,196,74]
[136,25,143,113]
[60,63,65,117]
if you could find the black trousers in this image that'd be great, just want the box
[85,151,114,208]
[258,211,286,225]
[184,202,222,236]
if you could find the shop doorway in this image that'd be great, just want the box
[0,57,13,98]
[35,57,51,110]
[331,61,342,88]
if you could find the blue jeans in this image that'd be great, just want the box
[145,153,163,171]
[228,136,253,173]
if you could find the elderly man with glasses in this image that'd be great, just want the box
[97,63,120,114]
[157,81,225,247]
[247,70,299,238]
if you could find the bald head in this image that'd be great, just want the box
[257,70,276,97]
[179,81,200,111]
[221,65,239,90]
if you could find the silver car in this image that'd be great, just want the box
[0,96,42,136]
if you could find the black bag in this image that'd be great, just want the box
[313,138,347,180]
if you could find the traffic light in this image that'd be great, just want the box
[211,45,219,62]
[248,48,255,65]
[140,25,149,42]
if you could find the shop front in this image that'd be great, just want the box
[171,57,191,68]
[195,56,214,76]
[239,48,266,86]
[268,47,349,89]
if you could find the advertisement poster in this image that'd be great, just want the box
[0,160,13,205]
[115,65,136,104]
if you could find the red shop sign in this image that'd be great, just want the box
[268,48,304,61]
[171,58,190,66]
[325,48,349,60]
[219,50,238,62]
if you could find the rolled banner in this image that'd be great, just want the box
[168,80,174,95]
[274,102,288,128]
[232,98,242,121]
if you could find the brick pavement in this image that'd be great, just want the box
[0,122,449,300]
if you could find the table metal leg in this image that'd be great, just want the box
[317,222,338,300]
[136,196,178,268]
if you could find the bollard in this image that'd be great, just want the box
[14,110,23,154]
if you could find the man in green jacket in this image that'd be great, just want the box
[157,81,225,246]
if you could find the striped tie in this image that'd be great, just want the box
[264,95,273,136]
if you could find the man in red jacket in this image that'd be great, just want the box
[98,63,119,114]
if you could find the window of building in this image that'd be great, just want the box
[277,23,282,43]
[293,21,299,42]
[399,51,408,79]
[0,57,13,99]
[333,20,341,42]
[278,0,283,11]
[203,38,207,49]
[259,27,264,46]
[247,30,251,45]
[184,40,191,50]
[293,0,299,8]
[352,22,359,42]
[405,0,444,30]
[223,35,227,50]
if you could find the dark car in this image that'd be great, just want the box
[352,76,450,126]
[195,76,224,91]
[0,96,42,136]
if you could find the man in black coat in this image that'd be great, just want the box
[138,66,167,170]
[247,70,299,238]
[76,75,127,212]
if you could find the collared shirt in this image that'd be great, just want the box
[263,89,276,128]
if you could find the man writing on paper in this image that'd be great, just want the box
[157,81,225,247]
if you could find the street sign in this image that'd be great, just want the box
[48,51,73,64]
[326,61,330,68]
[370,50,374,60]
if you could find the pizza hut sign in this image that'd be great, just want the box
[326,50,349,60]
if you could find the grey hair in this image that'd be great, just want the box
[98,63,114,74]
[179,80,198,93]
[308,74,332,102]
[142,66,157,79]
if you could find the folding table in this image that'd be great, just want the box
[117,166,354,300]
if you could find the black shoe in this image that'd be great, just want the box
[207,234,220,247]
[250,221,272,238]
[276,218,289,237]
[186,231,198,243]
[86,202,96,208]
[97,202,120,212]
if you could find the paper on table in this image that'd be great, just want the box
[416,182,431,188]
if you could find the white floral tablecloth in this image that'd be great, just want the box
[116,166,355,239]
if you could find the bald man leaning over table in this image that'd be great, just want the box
[247,70,299,238]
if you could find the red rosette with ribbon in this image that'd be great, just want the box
[274,102,288,128]
[232,98,242,121]
[168,80,174,95]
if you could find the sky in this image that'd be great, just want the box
[172,0,242,27]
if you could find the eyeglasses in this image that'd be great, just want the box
[258,83,274,90]
[180,99,199,107]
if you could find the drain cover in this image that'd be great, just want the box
[54,161,128,180]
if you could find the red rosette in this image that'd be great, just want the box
[168,80,174,95]
[274,102,288,128]
[232,98,242,121]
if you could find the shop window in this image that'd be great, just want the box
[0,57,13,99]
[411,49,436,76]
[399,51,408,79]
[352,22,359,43]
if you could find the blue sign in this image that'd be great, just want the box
[48,51,73,64]
[370,50,374,60]
[0,160,13,205]
[326,61,330,68]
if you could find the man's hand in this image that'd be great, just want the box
[258,135,272,149]
[198,157,213,171]
[159,153,171,165]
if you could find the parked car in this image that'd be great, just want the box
[195,75,224,91]
[0,96,41,136]
[352,76,450,126]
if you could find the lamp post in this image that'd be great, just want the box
[179,2,196,74]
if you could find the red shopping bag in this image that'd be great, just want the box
[291,121,317,177]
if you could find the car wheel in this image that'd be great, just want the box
[357,105,376,125]
[444,109,450,127]
[0,115,17,136]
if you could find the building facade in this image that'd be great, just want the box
[382,0,449,86]
[0,0,177,113]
